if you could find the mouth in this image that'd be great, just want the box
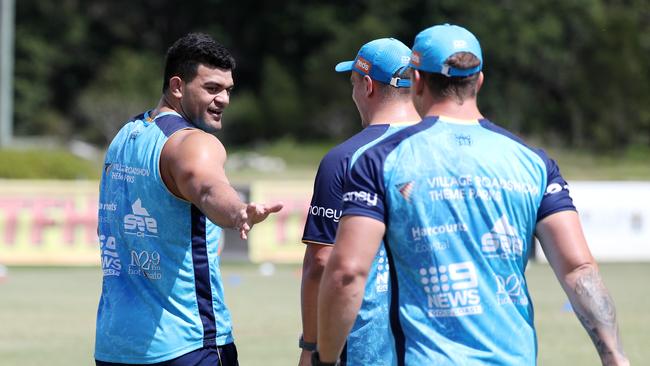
[207,107,222,119]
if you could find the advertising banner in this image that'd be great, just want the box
[535,181,650,262]
[247,180,312,263]
[0,180,99,265]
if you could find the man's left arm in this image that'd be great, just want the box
[536,210,628,366]
[316,215,385,364]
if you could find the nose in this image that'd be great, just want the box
[215,90,230,106]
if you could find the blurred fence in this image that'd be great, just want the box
[0,180,649,265]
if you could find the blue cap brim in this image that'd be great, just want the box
[335,61,354,72]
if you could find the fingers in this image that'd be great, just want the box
[266,202,284,213]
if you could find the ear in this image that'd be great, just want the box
[363,75,373,97]
[169,76,184,99]
[412,69,425,96]
[476,72,484,93]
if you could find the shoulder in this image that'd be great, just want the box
[478,118,553,168]
[164,130,226,165]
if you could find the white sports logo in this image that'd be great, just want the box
[124,199,158,237]
[481,216,523,258]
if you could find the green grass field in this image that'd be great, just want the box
[0,262,648,365]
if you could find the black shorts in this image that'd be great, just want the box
[95,343,239,366]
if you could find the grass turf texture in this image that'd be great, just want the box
[0,263,647,365]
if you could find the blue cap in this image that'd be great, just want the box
[410,24,482,77]
[335,38,412,88]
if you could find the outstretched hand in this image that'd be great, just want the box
[237,202,283,240]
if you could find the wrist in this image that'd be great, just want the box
[299,334,317,352]
[311,351,339,366]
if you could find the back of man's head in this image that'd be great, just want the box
[162,33,236,93]
[409,24,483,103]
[335,37,412,102]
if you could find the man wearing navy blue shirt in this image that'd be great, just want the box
[315,24,628,366]
[299,38,420,366]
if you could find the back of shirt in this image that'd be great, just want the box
[95,112,232,364]
[342,116,575,365]
[303,122,414,366]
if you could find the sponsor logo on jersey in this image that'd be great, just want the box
[375,249,389,293]
[481,216,523,259]
[544,182,569,195]
[411,222,468,241]
[454,134,472,146]
[308,205,342,223]
[128,249,162,280]
[354,56,372,75]
[421,261,483,317]
[124,199,158,238]
[396,181,414,202]
[99,235,121,276]
[495,274,529,305]
[342,190,378,207]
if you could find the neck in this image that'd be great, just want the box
[366,100,421,126]
[150,94,179,119]
[422,97,483,120]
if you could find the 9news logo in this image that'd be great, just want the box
[420,261,483,317]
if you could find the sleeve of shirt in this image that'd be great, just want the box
[341,150,386,223]
[536,151,577,221]
[301,154,345,245]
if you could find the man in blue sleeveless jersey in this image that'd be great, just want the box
[314,24,628,365]
[299,38,419,366]
[95,33,282,366]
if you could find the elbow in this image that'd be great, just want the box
[303,246,333,281]
[327,258,368,290]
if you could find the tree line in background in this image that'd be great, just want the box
[13,0,650,151]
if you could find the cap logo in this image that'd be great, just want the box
[411,51,421,66]
[453,40,467,48]
[355,57,372,74]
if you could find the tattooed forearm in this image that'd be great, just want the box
[570,267,626,365]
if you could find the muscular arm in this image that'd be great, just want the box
[299,244,333,365]
[161,130,281,238]
[317,216,384,363]
[536,210,628,366]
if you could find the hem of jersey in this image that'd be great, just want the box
[94,335,234,364]
[302,239,335,246]
[342,210,385,223]
[94,340,205,364]
[537,206,577,221]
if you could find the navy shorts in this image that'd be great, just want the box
[95,343,239,366]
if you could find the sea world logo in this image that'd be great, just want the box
[481,216,523,258]
[308,205,342,223]
[410,51,421,66]
[124,198,158,238]
[355,56,372,74]
[342,190,378,207]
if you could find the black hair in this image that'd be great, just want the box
[162,32,236,92]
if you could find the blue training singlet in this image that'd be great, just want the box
[95,111,233,364]
[341,116,576,365]
[303,122,414,366]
